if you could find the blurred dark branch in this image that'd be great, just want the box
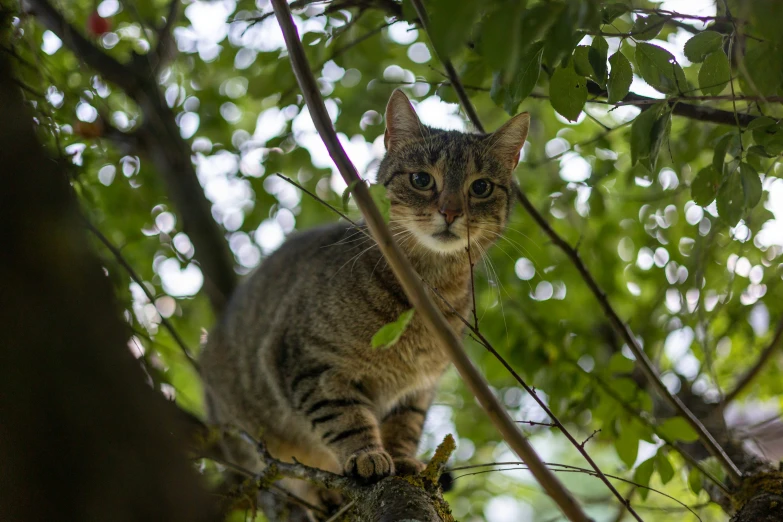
[153,0,180,72]
[86,221,200,371]
[0,51,218,522]
[722,316,783,406]
[25,0,237,314]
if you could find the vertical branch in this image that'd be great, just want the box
[269,1,591,520]
[408,0,485,133]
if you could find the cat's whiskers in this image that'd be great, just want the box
[469,226,539,266]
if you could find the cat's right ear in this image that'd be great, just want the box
[385,89,423,151]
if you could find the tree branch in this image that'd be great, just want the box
[153,0,180,72]
[27,0,238,314]
[24,0,141,92]
[723,316,783,405]
[512,184,742,483]
[86,220,200,371]
[430,285,644,521]
[586,83,758,127]
[269,0,590,520]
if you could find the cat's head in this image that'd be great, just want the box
[376,89,529,256]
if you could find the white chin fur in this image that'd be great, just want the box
[412,229,467,255]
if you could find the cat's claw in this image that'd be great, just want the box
[344,448,394,482]
[392,456,426,476]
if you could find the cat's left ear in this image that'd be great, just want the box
[489,112,530,169]
[384,89,424,150]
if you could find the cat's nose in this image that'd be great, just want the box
[439,206,463,225]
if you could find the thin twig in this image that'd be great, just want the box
[449,462,702,521]
[86,221,200,371]
[723,316,783,405]
[323,500,356,522]
[511,183,741,483]
[269,1,590,520]
[429,284,644,521]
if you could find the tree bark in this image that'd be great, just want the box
[0,53,218,522]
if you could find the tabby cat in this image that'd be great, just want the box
[200,89,529,512]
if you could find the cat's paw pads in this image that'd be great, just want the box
[392,456,426,476]
[344,448,394,482]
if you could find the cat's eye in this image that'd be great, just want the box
[470,179,493,198]
[410,172,434,190]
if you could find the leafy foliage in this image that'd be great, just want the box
[10,0,783,520]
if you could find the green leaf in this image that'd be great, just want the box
[615,428,639,468]
[717,173,744,226]
[342,179,360,211]
[573,46,593,77]
[543,3,580,68]
[747,116,777,131]
[502,42,544,115]
[713,133,733,174]
[699,51,730,96]
[588,36,608,86]
[740,163,762,208]
[631,14,665,41]
[688,466,703,495]
[630,104,661,167]
[657,417,699,443]
[656,452,675,485]
[427,0,481,59]
[691,166,721,206]
[608,52,632,103]
[601,3,629,24]
[369,183,390,221]
[684,31,724,62]
[371,309,415,349]
[607,352,635,374]
[741,40,783,96]
[635,42,687,94]
[701,457,728,484]
[633,458,655,500]
[549,64,587,122]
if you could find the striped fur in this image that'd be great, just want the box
[200,90,529,513]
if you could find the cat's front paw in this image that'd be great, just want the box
[344,447,394,482]
[392,456,426,476]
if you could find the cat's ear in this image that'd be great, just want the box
[384,89,424,150]
[489,112,530,169]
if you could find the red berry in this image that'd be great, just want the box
[87,12,111,36]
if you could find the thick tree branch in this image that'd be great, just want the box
[270,0,590,520]
[723,316,783,405]
[27,0,238,313]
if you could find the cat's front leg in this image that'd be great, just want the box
[299,383,393,482]
[380,389,433,476]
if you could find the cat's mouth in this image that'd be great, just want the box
[432,229,461,242]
